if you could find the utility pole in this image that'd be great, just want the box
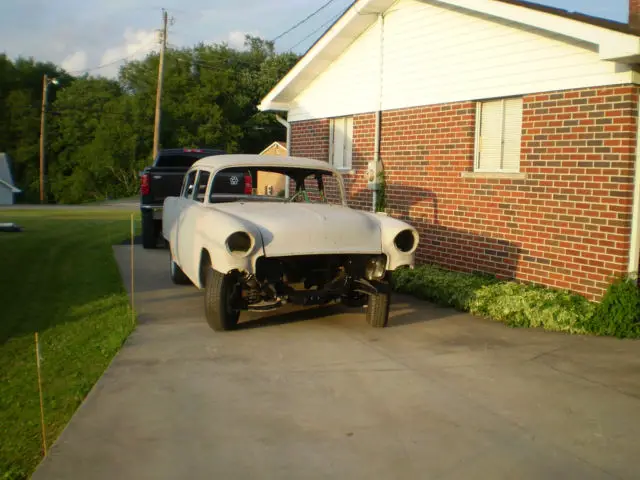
[152,9,168,160]
[40,74,57,204]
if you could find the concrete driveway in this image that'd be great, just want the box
[33,244,640,479]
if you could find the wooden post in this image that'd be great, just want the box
[152,9,168,160]
[35,332,47,456]
[39,75,48,204]
[130,214,135,325]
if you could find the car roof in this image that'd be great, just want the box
[192,154,338,173]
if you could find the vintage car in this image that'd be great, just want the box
[162,154,419,332]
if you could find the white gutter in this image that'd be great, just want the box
[629,101,640,276]
[276,114,292,198]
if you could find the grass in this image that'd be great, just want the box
[0,209,139,480]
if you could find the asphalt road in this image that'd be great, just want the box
[32,244,640,480]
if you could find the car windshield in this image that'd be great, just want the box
[209,166,345,206]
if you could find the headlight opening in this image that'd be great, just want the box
[394,229,416,253]
[226,231,253,255]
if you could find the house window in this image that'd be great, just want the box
[475,97,523,173]
[329,116,353,170]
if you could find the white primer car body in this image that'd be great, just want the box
[162,154,418,331]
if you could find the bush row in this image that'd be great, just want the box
[391,265,640,339]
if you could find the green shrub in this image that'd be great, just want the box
[392,265,499,310]
[579,275,640,338]
[469,282,594,335]
[392,265,639,338]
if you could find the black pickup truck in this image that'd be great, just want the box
[140,148,225,249]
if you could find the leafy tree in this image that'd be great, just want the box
[0,35,300,204]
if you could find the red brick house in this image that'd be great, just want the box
[259,0,640,300]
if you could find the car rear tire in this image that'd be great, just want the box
[365,279,391,328]
[204,267,240,332]
[169,248,191,285]
[141,211,157,249]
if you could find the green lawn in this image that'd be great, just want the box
[0,209,139,480]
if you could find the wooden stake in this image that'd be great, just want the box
[35,332,47,456]
[130,214,135,326]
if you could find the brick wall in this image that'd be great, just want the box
[630,0,640,29]
[290,85,638,300]
[290,116,375,209]
[290,119,330,160]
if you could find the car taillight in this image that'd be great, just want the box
[244,174,252,195]
[140,174,150,195]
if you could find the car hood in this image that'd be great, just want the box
[212,202,382,256]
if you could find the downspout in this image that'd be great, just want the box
[629,96,640,277]
[276,114,291,198]
[373,112,381,212]
[372,13,385,213]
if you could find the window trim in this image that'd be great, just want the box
[474,97,523,174]
[193,169,211,203]
[329,116,354,172]
[182,169,198,200]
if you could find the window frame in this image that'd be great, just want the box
[474,96,523,174]
[193,169,211,203]
[182,169,198,200]
[329,116,354,171]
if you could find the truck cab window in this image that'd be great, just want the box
[182,170,197,199]
[194,171,211,203]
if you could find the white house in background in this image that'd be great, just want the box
[257,141,288,195]
[0,153,21,205]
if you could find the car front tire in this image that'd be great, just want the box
[204,267,240,332]
[365,278,391,328]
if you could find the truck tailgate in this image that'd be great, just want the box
[148,169,187,203]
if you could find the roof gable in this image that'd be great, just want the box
[260,0,640,112]
[259,141,288,155]
[0,153,20,193]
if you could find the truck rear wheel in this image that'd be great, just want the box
[365,279,391,328]
[204,267,240,332]
[141,211,157,249]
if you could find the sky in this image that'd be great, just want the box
[0,0,629,78]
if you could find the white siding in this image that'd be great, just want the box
[0,186,13,206]
[287,0,634,122]
[0,155,16,205]
[288,22,381,121]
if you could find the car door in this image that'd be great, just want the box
[174,169,198,272]
[177,169,211,282]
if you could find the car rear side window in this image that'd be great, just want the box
[194,171,210,203]
[182,170,197,199]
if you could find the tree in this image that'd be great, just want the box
[0,56,70,201]
[0,35,300,204]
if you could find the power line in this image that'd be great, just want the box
[271,0,339,43]
[286,12,343,52]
